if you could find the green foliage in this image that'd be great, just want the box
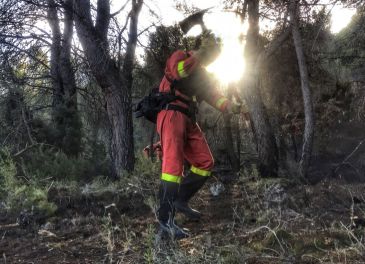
[122,154,161,191]
[0,148,56,215]
[333,8,365,70]
[30,117,57,144]
[9,185,57,216]
[101,213,116,262]
[145,25,185,79]
[135,24,196,95]
[53,104,83,156]
[143,224,155,264]
[0,148,18,193]
[0,139,111,215]
[133,154,161,177]
[22,146,110,182]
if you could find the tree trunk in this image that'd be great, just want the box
[290,0,314,178]
[47,0,62,109]
[47,0,81,156]
[74,0,143,175]
[223,113,240,172]
[223,86,240,172]
[105,86,135,174]
[243,0,278,177]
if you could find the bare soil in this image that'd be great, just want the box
[1,175,365,263]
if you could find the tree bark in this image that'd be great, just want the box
[243,0,278,177]
[223,86,240,172]
[290,0,314,178]
[223,112,240,173]
[60,0,77,112]
[47,0,81,156]
[47,0,62,107]
[74,0,143,175]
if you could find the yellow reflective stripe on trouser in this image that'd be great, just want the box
[161,173,182,183]
[177,61,188,78]
[191,166,211,177]
[215,97,228,110]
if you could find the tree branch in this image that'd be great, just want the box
[122,0,143,81]
[95,0,111,41]
[255,28,291,72]
[111,0,130,17]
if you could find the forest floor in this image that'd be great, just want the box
[1,168,365,264]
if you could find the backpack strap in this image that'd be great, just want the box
[165,104,192,118]
[156,92,190,106]
[164,77,191,106]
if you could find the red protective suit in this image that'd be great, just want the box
[157,50,229,183]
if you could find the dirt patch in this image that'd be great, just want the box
[1,177,365,263]
[48,186,151,219]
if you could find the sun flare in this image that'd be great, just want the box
[188,12,247,85]
[206,40,245,84]
[205,13,246,84]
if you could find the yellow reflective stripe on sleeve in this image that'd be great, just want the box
[191,165,211,177]
[177,61,188,78]
[215,97,228,110]
[161,173,182,183]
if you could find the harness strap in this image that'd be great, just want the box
[175,95,191,105]
[155,92,190,106]
[165,104,192,118]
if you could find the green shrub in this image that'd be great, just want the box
[120,154,161,193]
[21,145,110,182]
[133,154,161,177]
[0,148,56,215]
[0,148,18,197]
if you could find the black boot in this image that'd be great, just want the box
[174,172,208,220]
[157,180,189,240]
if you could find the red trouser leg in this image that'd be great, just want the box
[157,110,214,221]
[157,110,214,181]
[184,121,214,174]
[174,121,214,218]
[157,110,187,182]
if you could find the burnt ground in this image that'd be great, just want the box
[1,174,365,264]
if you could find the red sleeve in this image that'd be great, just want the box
[165,50,200,81]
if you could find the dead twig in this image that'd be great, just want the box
[301,254,324,263]
[340,221,365,251]
[245,223,286,254]
[12,143,38,157]
[12,142,56,157]
[338,139,365,168]
[332,139,365,177]
[0,223,19,230]
[2,231,7,240]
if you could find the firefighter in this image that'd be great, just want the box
[156,32,245,240]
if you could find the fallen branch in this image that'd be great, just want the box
[12,143,38,157]
[339,139,364,166]
[340,221,365,250]
[245,224,286,254]
[12,143,56,157]
[332,139,365,176]
[0,223,19,230]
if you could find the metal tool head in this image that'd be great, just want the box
[179,7,213,34]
